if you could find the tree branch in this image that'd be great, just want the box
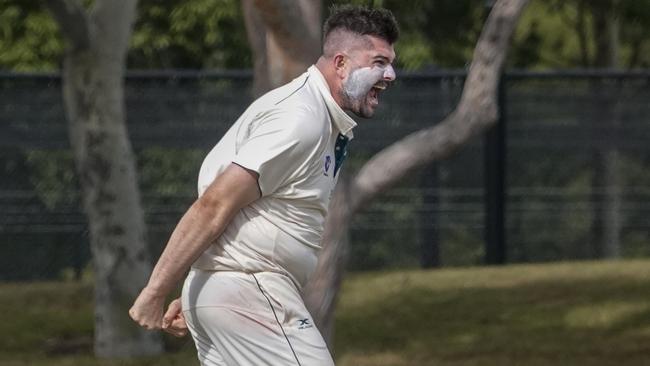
[252,0,320,63]
[242,0,271,97]
[305,0,531,348]
[44,0,91,51]
[349,0,530,212]
[302,176,351,342]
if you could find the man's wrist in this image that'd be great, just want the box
[142,284,168,298]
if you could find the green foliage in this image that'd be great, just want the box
[0,0,647,71]
[0,0,63,71]
[0,0,251,71]
[345,154,422,271]
[337,0,649,69]
[129,0,251,69]
[440,225,484,266]
[137,147,204,197]
[388,0,484,69]
[25,150,78,209]
[394,32,434,70]
[513,0,650,69]
[2,0,649,276]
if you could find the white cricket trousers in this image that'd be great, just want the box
[181,268,335,366]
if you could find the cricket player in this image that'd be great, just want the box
[129,5,398,365]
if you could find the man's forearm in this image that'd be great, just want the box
[144,198,233,297]
[142,164,261,298]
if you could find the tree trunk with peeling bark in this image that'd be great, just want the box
[304,0,531,346]
[242,0,321,96]
[45,0,162,357]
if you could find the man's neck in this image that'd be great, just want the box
[315,57,345,108]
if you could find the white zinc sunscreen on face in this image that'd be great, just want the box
[342,65,386,102]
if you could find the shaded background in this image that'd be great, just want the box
[1,70,649,279]
[0,0,648,274]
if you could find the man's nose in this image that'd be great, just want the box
[383,65,396,81]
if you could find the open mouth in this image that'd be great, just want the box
[373,82,387,90]
[368,83,388,106]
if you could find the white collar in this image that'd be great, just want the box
[308,65,357,140]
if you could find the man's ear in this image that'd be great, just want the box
[334,54,346,78]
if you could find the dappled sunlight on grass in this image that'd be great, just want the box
[2,260,650,365]
[565,301,649,329]
[334,260,650,365]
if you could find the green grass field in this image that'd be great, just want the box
[2,260,650,365]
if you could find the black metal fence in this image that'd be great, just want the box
[1,70,649,280]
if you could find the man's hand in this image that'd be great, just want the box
[129,164,259,334]
[162,298,188,337]
[129,287,166,330]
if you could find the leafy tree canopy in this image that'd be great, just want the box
[0,0,647,71]
[0,0,251,71]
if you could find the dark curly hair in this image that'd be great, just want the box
[323,5,399,45]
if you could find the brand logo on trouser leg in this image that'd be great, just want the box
[298,318,313,329]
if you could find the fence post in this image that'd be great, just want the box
[484,75,507,265]
[420,164,440,268]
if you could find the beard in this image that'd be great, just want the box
[341,88,379,118]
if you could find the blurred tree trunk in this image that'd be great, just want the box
[241,0,321,96]
[590,0,622,259]
[45,0,162,358]
[304,0,530,346]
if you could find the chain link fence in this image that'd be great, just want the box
[1,70,649,280]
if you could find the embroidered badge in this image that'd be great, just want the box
[324,155,331,176]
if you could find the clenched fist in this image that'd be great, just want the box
[129,288,187,337]
[161,298,188,337]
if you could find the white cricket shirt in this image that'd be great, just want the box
[192,65,357,289]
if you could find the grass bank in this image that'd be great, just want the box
[2,260,650,365]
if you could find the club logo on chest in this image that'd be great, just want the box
[324,155,331,176]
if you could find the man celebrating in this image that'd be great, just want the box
[130,5,398,365]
